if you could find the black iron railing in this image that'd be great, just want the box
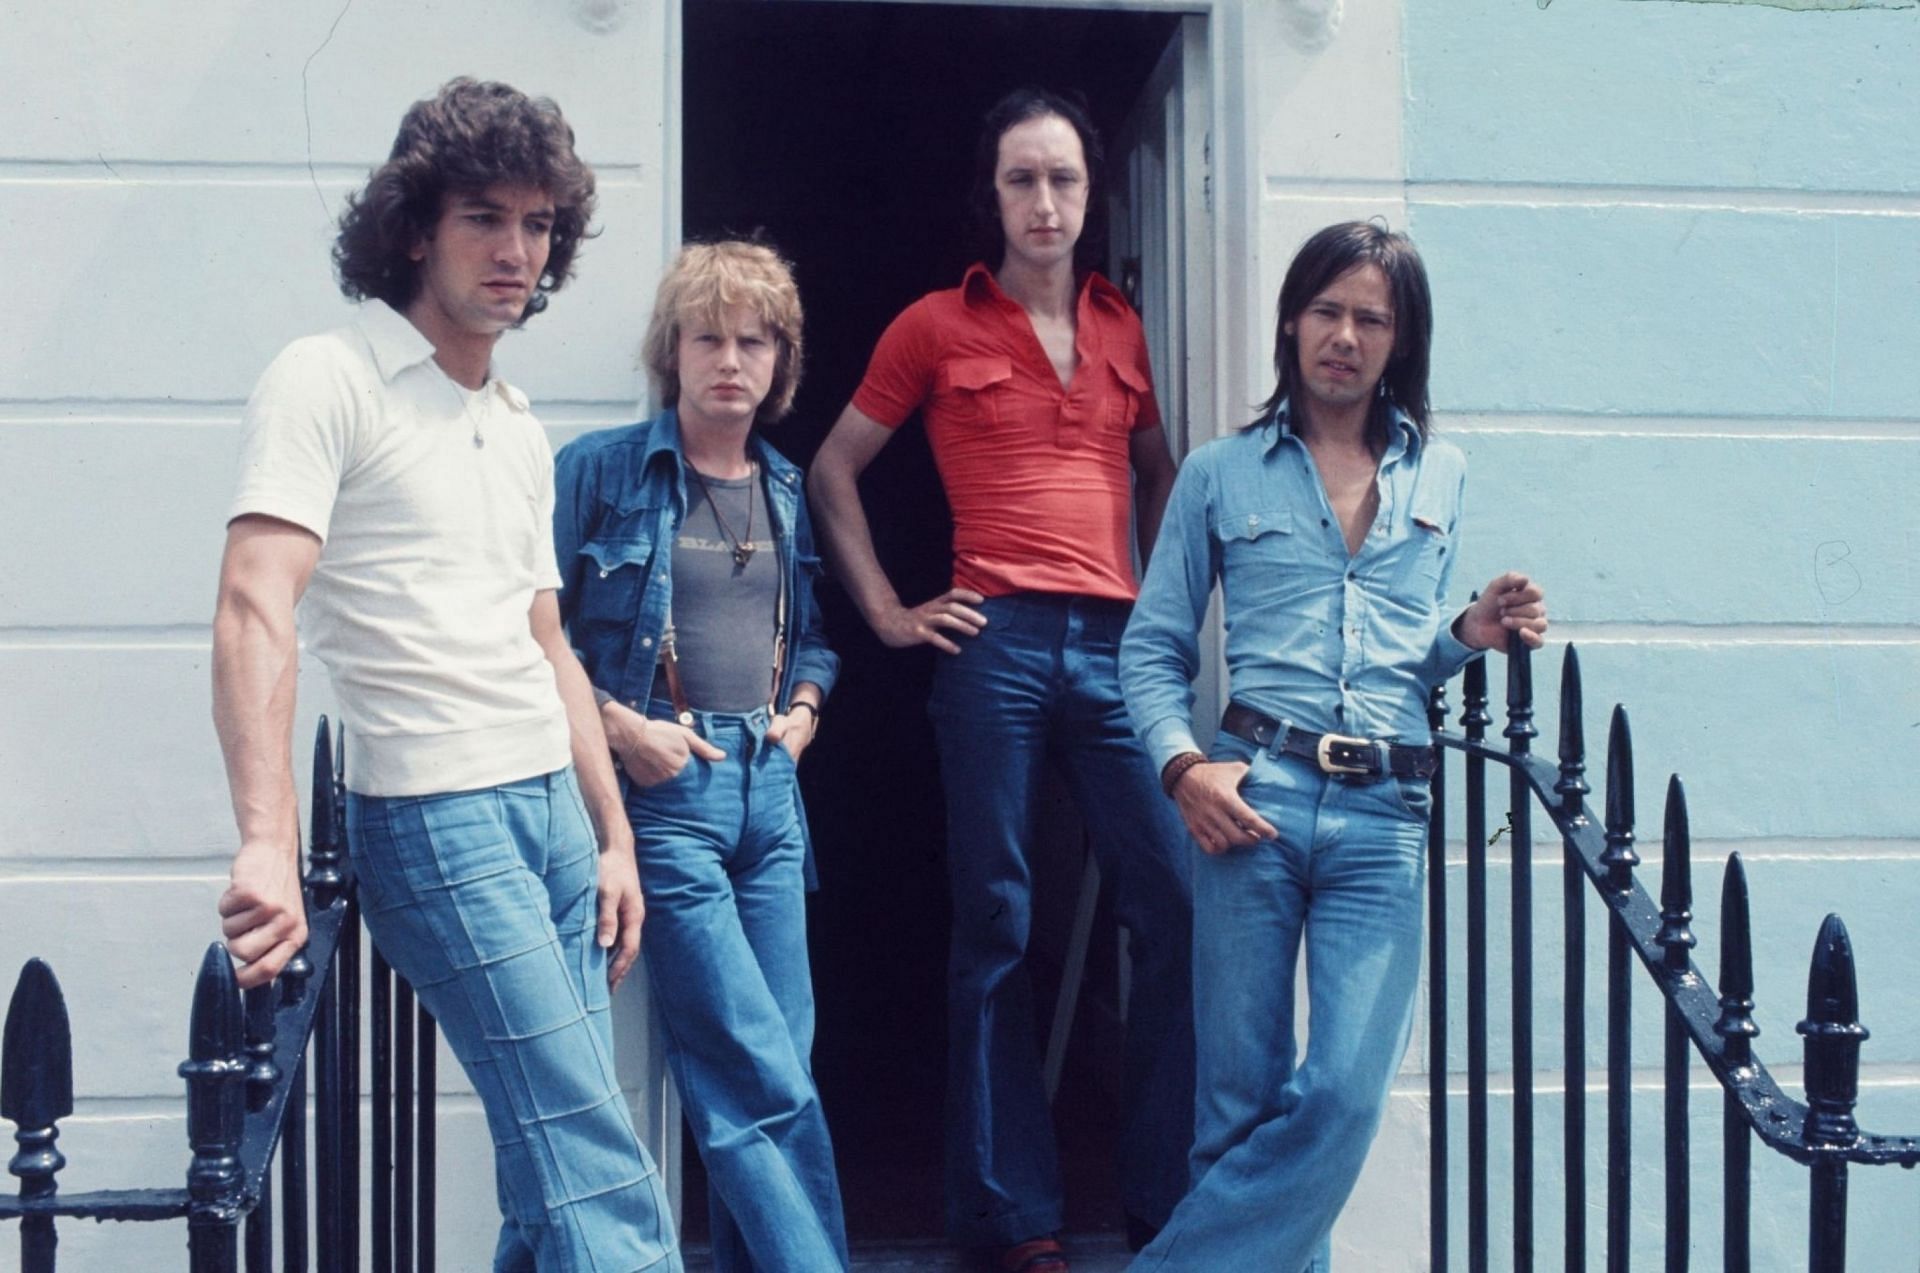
[1426,641,1920,1271]
[2,719,439,1272]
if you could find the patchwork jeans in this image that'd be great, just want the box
[1131,735,1430,1272]
[625,706,848,1273]
[347,768,679,1273]
[929,593,1196,1247]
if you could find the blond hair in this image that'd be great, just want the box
[643,240,804,424]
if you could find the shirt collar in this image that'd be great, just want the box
[638,408,801,489]
[960,262,1127,314]
[1260,397,1422,461]
[355,299,529,412]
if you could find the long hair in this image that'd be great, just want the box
[1253,221,1434,442]
[968,87,1107,276]
[642,240,805,426]
[333,78,597,322]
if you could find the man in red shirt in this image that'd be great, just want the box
[811,88,1194,1271]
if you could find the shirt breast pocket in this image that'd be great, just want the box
[575,534,654,629]
[1214,506,1308,568]
[937,356,1013,427]
[1395,496,1453,596]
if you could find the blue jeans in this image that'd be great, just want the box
[625,707,848,1273]
[347,768,680,1273]
[928,593,1196,1246]
[1132,735,1430,1272]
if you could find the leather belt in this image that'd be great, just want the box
[1220,703,1438,782]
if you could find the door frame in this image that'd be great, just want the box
[660,0,1252,1229]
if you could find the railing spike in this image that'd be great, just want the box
[1715,853,1759,1068]
[181,944,247,1264]
[1503,630,1536,750]
[1601,705,1638,892]
[4,958,73,1216]
[1555,644,1588,818]
[1505,633,1536,752]
[1462,649,1491,741]
[1657,775,1696,974]
[1799,914,1868,1150]
[309,715,344,908]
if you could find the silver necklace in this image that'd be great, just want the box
[440,372,490,449]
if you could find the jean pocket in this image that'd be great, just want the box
[1385,776,1434,824]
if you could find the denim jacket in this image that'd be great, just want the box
[1120,400,1480,773]
[553,411,839,888]
[553,409,839,714]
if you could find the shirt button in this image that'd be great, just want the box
[599,569,609,578]
[1247,515,1259,531]
[641,637,654,648]
[1347,571,1357,582]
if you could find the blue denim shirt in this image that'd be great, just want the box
[1120,401,1481,772]
[552,409,839,715]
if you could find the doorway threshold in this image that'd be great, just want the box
[684,1230,1136,1271]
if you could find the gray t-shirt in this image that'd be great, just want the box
[670,468,780,711]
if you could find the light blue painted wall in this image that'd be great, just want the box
[1404,1,1920,193]
[1414,205,1920,419]
[1403,0,1920,1263]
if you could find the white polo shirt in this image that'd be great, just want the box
[228,301,571,797]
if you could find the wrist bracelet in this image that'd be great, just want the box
[787,701,819,723]
[1160,751,1207,797]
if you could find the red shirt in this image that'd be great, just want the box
[852,264,1163,601]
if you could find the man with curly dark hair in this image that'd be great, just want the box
[212,79,680,1272]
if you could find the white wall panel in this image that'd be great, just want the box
[3,0,664,165]
[0,643,335,861]
[1,181,659,405]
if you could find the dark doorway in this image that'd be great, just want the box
[681,0,1182,1245]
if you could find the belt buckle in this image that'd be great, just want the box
[1315,732,1381,777]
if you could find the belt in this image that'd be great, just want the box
[1219,704,1438,782]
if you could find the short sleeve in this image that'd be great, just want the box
[226,338,359,541]
[849,300,939,429]
[530,428,563,592]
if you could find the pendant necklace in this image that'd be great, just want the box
[440,370,489,449]
[688,462,756,568]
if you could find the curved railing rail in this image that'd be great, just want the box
[2,718,438,1273]
[1425,640,1919,1273]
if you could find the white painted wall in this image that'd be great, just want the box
[1,3,673,1265]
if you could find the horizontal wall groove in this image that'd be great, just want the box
[1408,180,1920,216]
[1541,623,1920,646]
[1264,177,1409,197]
[0,857,232,881]
[58,1092,495,1120]
[0,624,212,649]
[0,399,638,425]
[0,159,649,186]
[1441,410,1920,439]
[1405,1063,1920,1098]
[1436,838,1920,871]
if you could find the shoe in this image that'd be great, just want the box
[1124,1211,1161,1253]
[997,1235,1070,1272]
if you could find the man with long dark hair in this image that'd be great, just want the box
[212,79,679,1271]
[811,88,1194,1272]
[1120,221,1548,1268]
